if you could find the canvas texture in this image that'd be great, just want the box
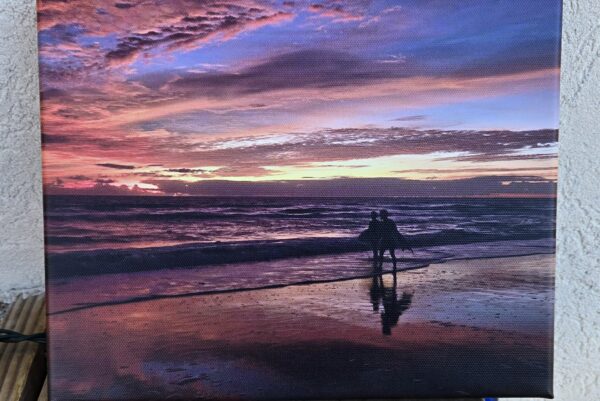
[37,1,561,400]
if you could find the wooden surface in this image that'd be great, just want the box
[0,294,47,401]
[37,379,48,401]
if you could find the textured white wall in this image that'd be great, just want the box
[0,0,45,301]
[0,0,598,400]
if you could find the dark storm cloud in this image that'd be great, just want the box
[96,163,137,170]
[55,107,103,120]
[166,49,415,96]
[66,175,93,181]
[40,88,67,101]
[306,2,364,21]
[114,2,135,9]
[41,133,71,144]
[133,172,173,179]
[165,168,206,174]
[159,40,556,101]
[95,178,116,184]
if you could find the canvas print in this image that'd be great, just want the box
[38,1,561,399]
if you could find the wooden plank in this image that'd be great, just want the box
[36,379,47,401]
[0,295,36,382]
[0,294,47,401]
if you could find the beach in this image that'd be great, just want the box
[45,196,556,399]
[48,253,554,400]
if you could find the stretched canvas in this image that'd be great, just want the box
[38,1,562,400]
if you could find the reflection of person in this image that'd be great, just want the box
[380,271,413,336]
[368,211,381,260]
[369,261,384,311]
[369,268,413,335]
[382,290,413,335]
[378,209,399,268]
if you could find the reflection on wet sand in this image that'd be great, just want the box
[369,261,413,335]
[49,254,554,400]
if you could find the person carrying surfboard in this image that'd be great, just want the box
[378,209,413,269]
[358,211,382,261]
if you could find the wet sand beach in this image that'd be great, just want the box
[48,253,553,400]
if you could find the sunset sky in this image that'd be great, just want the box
[38,0,561,197]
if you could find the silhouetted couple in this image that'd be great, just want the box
[361,209,412,269]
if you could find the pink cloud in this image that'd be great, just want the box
[307,3,364,22]
[38,0,296,76]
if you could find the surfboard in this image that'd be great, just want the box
[358,228,377,243]
[395,232,414,254]
[359,228,414,253]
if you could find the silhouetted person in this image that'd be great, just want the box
[381,271,413,336]
[378,209,399,269]
[367,211,381,260]
[358,211,382,261]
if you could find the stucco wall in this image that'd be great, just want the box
[0,0,45,301]
[0,0,598,400]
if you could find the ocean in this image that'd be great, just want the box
[45,196,556,251]
[44,195,556,280]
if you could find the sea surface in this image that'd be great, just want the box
[44,196,557,280]
[45,196,556,251]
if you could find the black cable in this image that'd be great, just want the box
[0,329,46,344]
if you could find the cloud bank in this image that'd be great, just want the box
[37,0,562,197]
